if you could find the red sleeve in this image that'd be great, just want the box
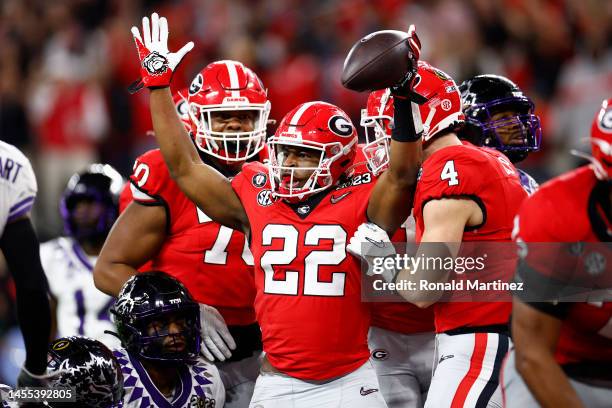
[514,190,558,242]
[128,149,171,206]
[231,161,269,199]
[418,148,489,206]
[514,172,586,243]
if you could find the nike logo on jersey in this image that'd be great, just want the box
[330,191,351,204]
[360,386,379,396]
[439,354,454,363]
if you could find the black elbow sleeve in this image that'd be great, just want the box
[0,218,49,292]
[1,218,51,373]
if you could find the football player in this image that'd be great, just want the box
[350,61,528,408]
[128,13,423,407]
[42,164,123,348]
[359,89,435,408]
[459,74,542,194]
[95,64,269,407]
[111,271,225,407]
[0,141,52,387]
[502,98,612,408]
[46,336,125,407]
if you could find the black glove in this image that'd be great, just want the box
[390,25,427,105]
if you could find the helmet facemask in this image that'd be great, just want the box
[470,96,541,161]
[115,306,201,365]
[360,109,393,175]
[267,137,355,202]
[190,101,270,162]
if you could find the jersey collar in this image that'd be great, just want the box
[128,352,192,408]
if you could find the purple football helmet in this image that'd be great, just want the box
[59,164,123,242]
[110,271,201,364]
[459,74,541,163]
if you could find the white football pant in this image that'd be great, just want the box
[368,326,434,408]
[248,361,387,408]
[425,332,510,408]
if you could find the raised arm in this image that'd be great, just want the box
[367,26,423,233]
[131,13,248,233]
[367,134,422,233]
[149,88,248,232]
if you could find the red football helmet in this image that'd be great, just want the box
[413,61,464,142]
[267,101,358,201]
[187,60,271,162]
[361,89,393,175]
[591,98,612,180]
[172,88,190,131]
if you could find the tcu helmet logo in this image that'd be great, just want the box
[328,115,354,137]
[599,108,612,132]
[142,51,169,75]
[256,190,273,206]
[189,73,204,95]
[252,173,268,188]
[52,339,71,351]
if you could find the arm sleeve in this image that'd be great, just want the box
[418,150,485,203]
[0,218,51,374]
[128,150,170,206]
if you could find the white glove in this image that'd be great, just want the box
[199,304,236,362]
[347,222,397,282]
[130,12,194,90]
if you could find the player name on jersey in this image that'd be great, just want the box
[0,156,23,184]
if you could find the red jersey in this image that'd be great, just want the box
[514,165,612,365]
[413,141,528,333]
[231,162,375,380]
[129,149,257,326]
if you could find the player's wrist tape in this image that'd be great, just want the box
[391,97,424,142]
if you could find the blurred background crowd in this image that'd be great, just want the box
[0,0,610,383]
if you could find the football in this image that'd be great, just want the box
[341,30,415,92]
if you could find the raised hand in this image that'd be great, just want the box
[129,12,194,92]
[391,25,426,104]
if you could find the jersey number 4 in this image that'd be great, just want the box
[441,160,459,186]
[261,224,347,297]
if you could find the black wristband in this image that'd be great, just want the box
[391,97,423,142]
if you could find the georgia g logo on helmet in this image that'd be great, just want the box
[328,115,354,137]
[599,108,612,132]
[189,73,204,95]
